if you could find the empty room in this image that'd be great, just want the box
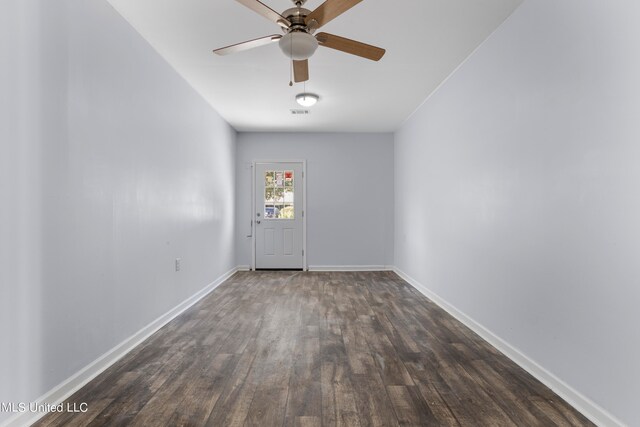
[1,0,638,426]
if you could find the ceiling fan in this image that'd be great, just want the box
[213,0,386,83]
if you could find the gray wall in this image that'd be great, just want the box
[0,1,235,421]
[394,0,640,424]
[236,133,394,268]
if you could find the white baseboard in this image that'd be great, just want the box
[1,266,239,427]
[236,265,251,271]
[308,265,393,272]
[393,267,624,427]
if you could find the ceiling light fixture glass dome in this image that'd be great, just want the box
[296,93,319,107]
[279,31,318,60]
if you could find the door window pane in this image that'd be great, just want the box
[275,187,284,203]
[280,204,294,219]
[264,170,294,219]
[265,171,274,186]
[264,204,276,218]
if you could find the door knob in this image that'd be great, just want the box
[256,220,261,224]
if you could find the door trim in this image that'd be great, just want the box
[251,160,307,271]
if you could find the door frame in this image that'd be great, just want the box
[251,160,307,271]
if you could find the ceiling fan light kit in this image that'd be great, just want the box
[213,0,386,84]
[296,93,319,107]
[279,32,319,60]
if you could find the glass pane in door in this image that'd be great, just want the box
[264,170,294,219]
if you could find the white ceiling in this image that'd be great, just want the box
[106,0,523,132]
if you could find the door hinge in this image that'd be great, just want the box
[302,249,304,256]
[302,210,304,217]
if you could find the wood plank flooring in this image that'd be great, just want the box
[34,271,594,426]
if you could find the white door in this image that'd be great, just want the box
[254,162,304,269]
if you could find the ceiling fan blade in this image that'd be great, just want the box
[236,0,291,28]
[293,60,309,83]
[213,34,282,56]
[305,0,363,28]
[316,32,385,61]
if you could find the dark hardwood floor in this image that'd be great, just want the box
[35,271,593,426]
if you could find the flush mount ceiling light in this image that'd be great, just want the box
[296,93,319,107]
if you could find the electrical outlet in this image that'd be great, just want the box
[175,258,181,272]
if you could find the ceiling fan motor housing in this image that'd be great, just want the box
[279,31,318,60]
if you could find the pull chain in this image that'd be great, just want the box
[289,62,293,86]
[289,34,294,86]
